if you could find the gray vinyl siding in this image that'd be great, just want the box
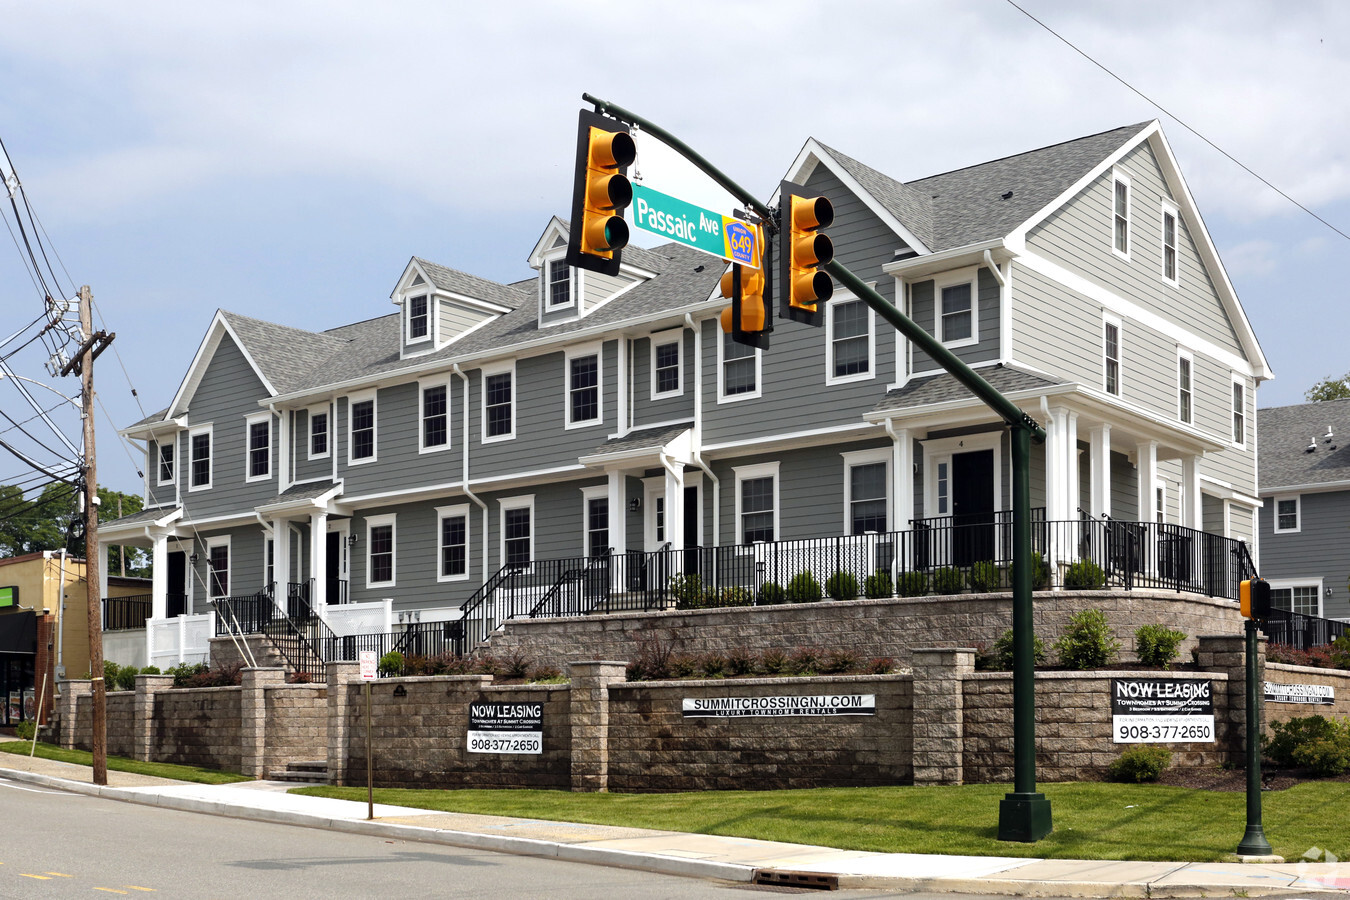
[908,267,1002,373]
[631,331,695,427]
[188,524,267,607]
[1010,264,1101,388]
[1025,142,1243,355]
[144,437,177,509]
[581,267,630,314]
[346,497,485,610]
[438,300,493,344]
[338,380,466,500]
[291,407,335,484]
[179,338,278,520]
[1258,489,1350,619]
[1110,451,1139,521]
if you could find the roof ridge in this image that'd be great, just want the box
[907,121,1153,185]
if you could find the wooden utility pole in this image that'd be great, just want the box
[78,285,108,786]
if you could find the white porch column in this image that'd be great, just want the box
[891,425,914,569]
[664,463,685,552]
[1181,454,1202,530]
[1136,441,1158,524]
[310,511,328,611]
[606,469,626,557]
[273,516,291,607]
[1089,424,1112,520]
[1063,411,1080,517]
[150,533,168,620]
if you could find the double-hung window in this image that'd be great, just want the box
[349,394,377,463]
[652,338,682,398]
[938,280,975,347]
[734,462,778,544]
[1112,171,1131,257]
[1104,317,1122,396]
[188,426,212,491]
[566,346,601,427]
[583,487,609,558]
[548,260,571,308]
[407,294,429,341]
[366,515,396,587]
[309,408,329,459]
[719,332,759,400]
[157,440,175,486]
[1177,351,1193,424]
[843,449,889,535]
[206,537,230,598]
[436,504,470,581]
[1274,496,1300,534]
[1231,378,1246,446]
[1161,202,1179,284]
[1271,584,1319,617]
[483,365,514,441]
[420,381,449,451]
[828,297,872,380]
[245,414,271,482]
[501,496,533,567]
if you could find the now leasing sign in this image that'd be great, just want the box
[630,184,760,267]
[1111,678,1215,743]
[682,694,876,718]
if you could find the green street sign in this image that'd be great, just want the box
[630,184,760,268]
[0,586,15,608]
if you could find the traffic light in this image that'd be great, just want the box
[778,180,834,326]
[1240,577,1271,620]
[719,261,770,350]
[566,109,637,277]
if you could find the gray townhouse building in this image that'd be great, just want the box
[102,119,1271,666]
[1256,398,1350,623]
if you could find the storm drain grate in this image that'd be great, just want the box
[751,870,839,891]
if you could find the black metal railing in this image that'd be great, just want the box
[1266,607,1350,651]
[104,594,152,631]
[213,589,277,636]
[287,581,314,622]
[327,578,349,605]
[317,620,465,666]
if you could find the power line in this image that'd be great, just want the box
[1004,0,1350,244]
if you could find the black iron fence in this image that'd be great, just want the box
[104,594,152,631]
[214,589,277,636]
[316,620,464,665]
[1266,607,1350,651]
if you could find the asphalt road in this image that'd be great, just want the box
[0,774,1034,899]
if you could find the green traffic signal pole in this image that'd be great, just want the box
[581,93,1051,841]
[1236,617,1273,856]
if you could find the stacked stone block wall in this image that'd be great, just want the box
[607,674,913,792]
[152,687,243,772]
[75,691,136,758]
[263,683,328,772]
[1263,663,1350,723]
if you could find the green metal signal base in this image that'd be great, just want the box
[1235,618,1273,857]
[998,792,1053,843]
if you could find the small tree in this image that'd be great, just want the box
[1305,372,1350,402]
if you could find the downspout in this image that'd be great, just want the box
[453,364,489,587]
[685,313,719,545]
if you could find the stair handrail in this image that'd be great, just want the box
[459,561,526,649]
[528,549,613,619]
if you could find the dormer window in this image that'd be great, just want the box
[407,294,430,342]
[548,260,572,308]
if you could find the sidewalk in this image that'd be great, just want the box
[1,749,1346,897]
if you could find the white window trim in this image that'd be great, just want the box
[307,404,330,461]
[717,331,762,403]
[733,461,780,545]
[405,292,432,345]
[244,412,272,484]
[650,332,684,400]
[564,341,604,430]
[1176,347,1194,425]
[841,447,891,535]
[347,390,378,466]
[204,534,231,599]
[481,360,517,444]
[542,255,576,312]
[499,494,535,569]
[1103,312,1123,397]
[365,513,397,589]
[581,484,610,557]
[418,377,453,454]
[825,292,877,384]
[156,437,176,487]
[1154,479,1168,524]
[187,423,213,492]
[921,431,1004,520]
[435,503,471,583]
[1272,494,1301,535]
[1111,169,1132,260]
[933,269,979,350]
[1267,578,1323,618]
[1231,374,1247,449]
[1160,199,1180,286]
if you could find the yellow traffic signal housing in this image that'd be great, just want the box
[1240,577,1271,619]
[719,263,769,350]
[566,109,636,276]
[778,180,834,326]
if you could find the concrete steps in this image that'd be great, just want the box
[267,759,329,784]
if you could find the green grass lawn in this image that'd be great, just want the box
[295,781,1350,862]
[0,741,251,785]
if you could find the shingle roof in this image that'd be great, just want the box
[588,423,693,458]
[100,505,181,529]
[1258,399,1350,490]
[870,364,1067,415]
[817,123,1151,251]
[412,258,532,310]
[221,311,351,394]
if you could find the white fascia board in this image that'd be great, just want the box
[781,139,932,255]
[99,506,183,539]
[1256,480,1350,497]
[167,312,278,419]
[255,482,345,515]
[389,257,433,301]
[527,217,571,270]
[881,239,1011,280]
[700,422,884,458]
[119,415,188,440]
[439,291,514,316]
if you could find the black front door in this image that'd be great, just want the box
[166,551,186,618]
[683,485,701,575]
[326,531,344,606]
[951,450,995,566]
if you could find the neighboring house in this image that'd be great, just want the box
[102,119,1270,657]
[1256,398,1350,622]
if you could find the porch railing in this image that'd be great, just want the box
[104,594,152,631]
[1266,607,1350,651]
[213,589,276,636]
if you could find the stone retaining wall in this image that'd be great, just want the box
[263,683,328,771]
[153,686,243,772]
[486,590,1243,672]
[1264,663,1350,722]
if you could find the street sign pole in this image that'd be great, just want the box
[359,650,377,820]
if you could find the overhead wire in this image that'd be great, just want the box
[1004,0,1350,243]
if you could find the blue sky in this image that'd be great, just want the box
[1,0,1347,495]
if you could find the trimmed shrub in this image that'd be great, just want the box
[896,571,929,598]
[15,720,36,740]
[670,573,709,610]
[718,586,754,608]
[968,561,1001,593]
[1292,731,1350,776]
[760,648,791,675]
[698,652,728,678]
[140,665,161,676]
[726,646,758,677]
[669,654,700,678]
[825,571,859,602]
[1265,715,1343,768]
[1011,551,1051,590]
[785,572,822,603]
[758,582,786,605]
[377,650,405,677]
[167,662,208,688]
[1054,608,1120,669]
[820,648,860,674]
[788,647,822,675]
[1135,624,1187,669]
[1107,746,1172,783]
[862,656,896,675]
[931,566,964,595]
[1063,558,1107,590]
[863,571,893,599]
[990,627,1047,671]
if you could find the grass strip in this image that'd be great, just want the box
[0,741,250,785]
[295,781,1350,862]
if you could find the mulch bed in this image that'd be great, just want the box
[1156,766,1350,791]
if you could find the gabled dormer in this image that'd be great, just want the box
[528,217,656,328]
[391,257,518,359]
